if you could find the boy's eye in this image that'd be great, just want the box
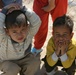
[55,33,68,38]
[12,31,17,34]
[63,34,67,37]
[13,31,16,33]
[55,34,60,37]
[22,29,25,32]
[22,28,28,32]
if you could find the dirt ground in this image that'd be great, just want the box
[23,0,76,75]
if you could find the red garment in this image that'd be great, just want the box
[33,0,67,49]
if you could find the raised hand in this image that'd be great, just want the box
[2,3,21,14]
[42,0,55,12]
[54,39,69,56]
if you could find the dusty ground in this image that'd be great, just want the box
[24,0,76,75]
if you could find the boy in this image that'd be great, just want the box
[31,0,67,55]
[0,3,41,75]
[42,15,76,75]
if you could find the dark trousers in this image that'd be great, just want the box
[42,56,76,75]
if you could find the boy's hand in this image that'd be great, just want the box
[42,5,53,12]
[42,0,55,12]
[60,40,69,55]
[55,40,69,56]
[2,3,21,14]
[55,41,61,57]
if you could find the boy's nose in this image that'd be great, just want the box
[17,33,22,36]
[59,36,63,39]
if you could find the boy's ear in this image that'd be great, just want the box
[4,28,9,35]
[71,32,74,39]
[69,32,74,41]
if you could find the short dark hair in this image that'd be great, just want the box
[5,10,28,29]
[53,15,74,33]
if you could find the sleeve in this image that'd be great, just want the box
[0,12,6,42]
[25,8,41,36]
[46,38,59,66]
[59,48,76,68]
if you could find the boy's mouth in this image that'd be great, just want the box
[18,37,24,40]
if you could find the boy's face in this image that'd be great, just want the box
[6,24,28,43]
[52,25,73,46]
